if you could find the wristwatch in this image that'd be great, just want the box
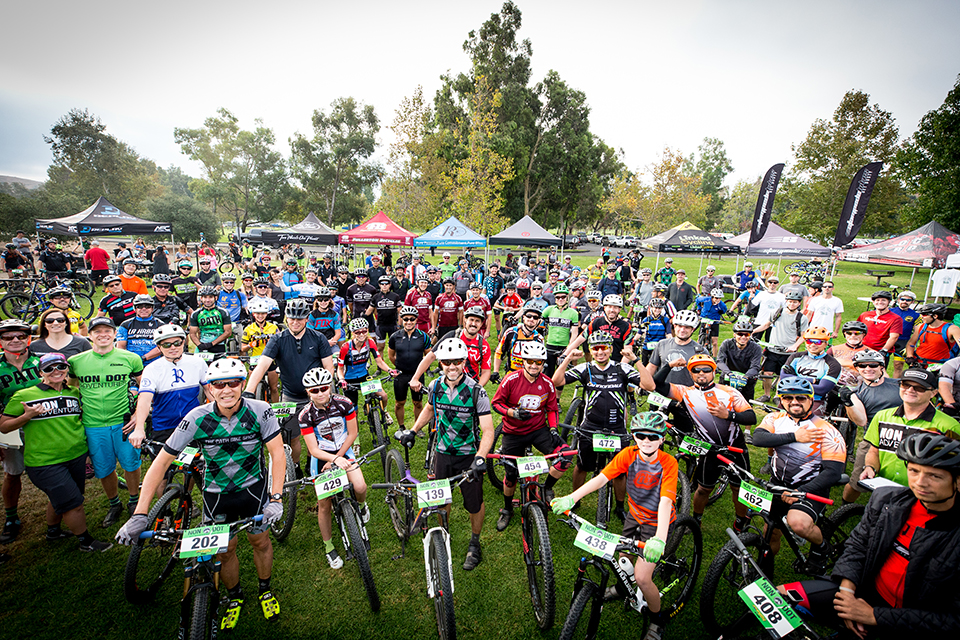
[269,493,283,502]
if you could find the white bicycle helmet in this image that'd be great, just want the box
[602,294,623,308]
[673,309,701,328]
[302,367,333,388]
[249,299,273,314]
[435,338,468,361]
[349,318,369,332]
[709,288,724,298]
[519,341,547,361]
[207,358,248,382]
[152,324,186,344]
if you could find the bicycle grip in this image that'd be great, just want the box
[487,453,502,460]
[716,454,734,466]
[139,531,154,540]
[727,446,745,454]
[804,493,833,505]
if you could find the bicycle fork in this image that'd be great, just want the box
[423,527,455,598]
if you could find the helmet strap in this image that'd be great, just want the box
[694,380,716,392]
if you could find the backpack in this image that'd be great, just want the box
[770,306,804,338]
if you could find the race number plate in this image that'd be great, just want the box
[360,379,383,396]
[179,524,229,558]
[573,521,619,560]
[702,318,715,325]
[313,468,347,500]
[517,456,550,478]
[647,392,671,409]
[592,433,621,452]
[738,577,802,638]
[645,341,659,351]
[417,479,452,509]
[249,355,260,367]
[738,482,773,513]
[174,446,199,467]
[271,402,297,417]
[197,351,215,362]
[679,436,710,457]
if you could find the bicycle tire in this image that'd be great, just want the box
[269,444,297,541]
[561,398,583,442]
[384,448,406,484]
[486,425,505,493]
[72,291,94,320]
[369,408,387,474]
[700,532,764,636]
[186,585,215,640]
[523,504,555,630]
[595,481,609,529]
[821,503,865,571]
[218,261,234,275]
[428,529,456,640]
[123,483,192,604]
[675,470,693,516]
[0,293,40,322]
[342,501,381,612]
[557,581,601,640]
[654,515,702,618]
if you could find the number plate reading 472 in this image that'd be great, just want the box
[738,482,773,513]
[179,525,229,558]
[574,521,619,560]
[517,456,549,478]
[313,469,347,500]
[417,479,452,509]
[592,434,621,452]
[738,577,802,638]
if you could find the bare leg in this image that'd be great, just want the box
[247,530,274,580]
[100,471,119,500]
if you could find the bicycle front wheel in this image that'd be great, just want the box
[706,472,729,506]
[699,532,764,636]
[595,480,610,529]
[523,504,555,630]
[428,530,456,640]
[186,585,216,640]
[675,470,693,516]
[123,483,192,604]
[72,292,94,320]
[561,398,583,442]
[821,503,865,571]
[268,444,297,542]
[558,581,601,640]
[654,515,702,617]
[369,408,387,473]
[342,501,380,612]
[0,293,40,322]
[486,425,505,493]
[218,261,234,275]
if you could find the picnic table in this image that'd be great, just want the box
[866,269,895,286]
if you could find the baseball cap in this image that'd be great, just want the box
[900,368,937,390]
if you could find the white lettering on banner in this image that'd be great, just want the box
[440,225,465,237]
[367,222,387,231]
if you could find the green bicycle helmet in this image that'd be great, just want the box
[630,412,668,436]
[552,283,569,295]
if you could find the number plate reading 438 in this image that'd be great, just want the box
[417,479,452,508]
[592,434,621,452]
[313,469,347,500]
[517,456,549,478]
[179,525,229,558]
[738,482,773,513]
[574,521,619,560]
[738,578,802,637]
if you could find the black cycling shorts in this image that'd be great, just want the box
[762,350,790,374]
[575,427,630,474]
[500,428,571,485]
[202,476,268,533]
[693,432,750,489]
[25,454,87,515]
[376,324,397,340]
[434,452,483,514]
[393,372,424,403]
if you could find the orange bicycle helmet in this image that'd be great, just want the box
[803,326,830,341]
[686,353,717,372]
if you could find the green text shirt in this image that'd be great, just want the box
[0,354,41,413]
[5,385,85,467]
[69,348,143,428]
[542,305,580,347]
[865,403,960,486]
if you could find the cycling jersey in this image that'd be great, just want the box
[371,291,401,327]
[195,270,221,289]
[513,276,533,300]
[434,292,463,327]
[864,404,960,486]
[172,276,198,309]
[602,448,677,528]
[153,294,190,325]
[307,309,341,340]
[634,315,672,352]
[57,309,85,335]
[891,306,921,347]
[217,289,248,323]
[859,310,903,351]
[662,382,750,446]
[261,328,333,401]
[655,266,675,285]
[117,316,163,363]
[563,361,642,432]
[648,338,709,386]
[282,271,303,300]
[827,342,869,386]
[298,395,357,454]
[632,281,654,306]
[435,329,491,381]
[439,262,457,280]
[541,305,579,347]
[403,288,433,332]
[68,348,143,429]
[138,354,208,432]
[241,322,280,357]
[780,352,841,402]
[463,297,492,331]
[338,338,379,381]
[758,411,845,487]
[190,307,231,345]
[389,327,431,373]
[3,385,84,467]
[428,375,491,456]
[346,282,377,318]
[496,325,545,372]
[99,291,136,327]
[491,370,558,435]
[586,316,634,362]
[695,295,727,320]
[0,355,42,413]
[483,274,504,302]
[914,322,954,363]
[163,398,280,494]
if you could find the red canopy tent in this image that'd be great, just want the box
[837,221,960,269]
[338,211,416,246]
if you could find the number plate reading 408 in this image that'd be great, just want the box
[313,469,347,500]
[517,456,549,478]
[179,525,229,558]
[592,434,621,452]
[738,578,802,637]
[417,479,452,509]
[574,521,619,560]
[738,482,773,513]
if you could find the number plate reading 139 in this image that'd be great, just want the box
[517,456,549,478]
[180,524,229,558]
[738,482,773,513]
[417,479,452,508]
[738,577,802,637]
[313,469,347,500]
[574,521,619,560]
[592,434,621,452]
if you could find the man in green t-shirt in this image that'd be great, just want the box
[861,368,960,487]
[541,284,580,380]
[68,317,144,527]
[0,353,111,551]
[0,319,42,548]
[438,252,457,280]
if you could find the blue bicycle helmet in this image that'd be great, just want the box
[776,376,814,397]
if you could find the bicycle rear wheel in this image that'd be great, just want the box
[218,261,234,275]
[707,473,729,506]
[821,503,865,571]
[558,581,601,640]
[369,408,387,473]
[123,483,192,604]
[268,444,297,541]
[72,292,94,320]
[342,501,380,612]
[595,480,610,529]
[428,530,456,640]
[653,515,702,617]
[700,532,764,636]
[0,293,40,322]
[523,504,555,630]
[561,398,583,442]
[486,425,505,493]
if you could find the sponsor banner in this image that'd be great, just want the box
[832,162,883,249]
[749,163,785,245]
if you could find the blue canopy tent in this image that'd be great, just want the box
[414,216,486,248]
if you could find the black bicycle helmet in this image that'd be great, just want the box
[871,290,893,300]
[919,303,948,318]
[284,298,311,319]
[354,269,368,278]
[253,277,270,286]
[842,320,868,334]
[897,432,960,472]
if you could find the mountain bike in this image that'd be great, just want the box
[570,426,633,530]
[265,401,298,542]
[697,317,730,351]
[137,515,263,640]
[561,387,586,442]
[283,444,386,611]
[699,454,864,636]
[0,278,94,323]
[487,448,579,629]
[344,373,394,473]
[555,510,702,640]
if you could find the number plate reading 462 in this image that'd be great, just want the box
[179,525,229,558]
[738,578,802,638]
[738,482,773,513]
[574,521,619,560]
[592,434,621,452]
[417,479,452,509]
[517,456,549,478]
[313,469,347,500]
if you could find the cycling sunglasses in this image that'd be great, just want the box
[854,363,881,369]
[633,432,662,442]
[41,363,69,374]
[691,366,714,374]
[523,359,545,366]
[900,382,932,392]
[590,344,611,351]
[779,395,811,402]
[210,379,243,389]
[44,317,68,325]
[805,339,827,345]
[735,332,752,337]
[440,359,465,367]
[306,385,331,394]
[153,283,170,289]
[158,339,184,349]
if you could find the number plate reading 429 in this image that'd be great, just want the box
[417,479,452,509]
[313,469,347,500]
[592,434,621,452]
[738,577,802,637]
[574,521,619,560]
[517,456,549,478]
[738,482,773,513]
[179,525,229,558]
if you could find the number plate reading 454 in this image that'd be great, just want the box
[313,469,347,500]
[738,482,773,513]
[738,578,802,638]
[592,434,621,452]
[417,479,452,509]
[574,521,619,560]
[517,456,549,478]
[179,525,229,558]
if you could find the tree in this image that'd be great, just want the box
[898,74,960,230]
[0,193,41,236]
[686,137,733,229]
[600,170,647,233]
[289,97,380,227]
[779,90,906,243]
[719,177,763,234]
[144,192,219,243]
[634,147,711,233]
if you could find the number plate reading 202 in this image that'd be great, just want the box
[574,521,619,560]
[738,577,802,637]
[517,456,549,478]
[738,482,773,513]
[313,469,347,500]
[417,479,452,509]
[179,525,229,558]
[592,434,621,452]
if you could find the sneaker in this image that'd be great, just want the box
[46,528,74,541]
[495,509,513,532]
[127,502,138,517]
[462,543,482,571]
[101,504,123,528]
[79,539,114,553]
[759,462,773,475]
[614,506,627,523]
[220,598,244,630]
[642,622,664,640]
[543,487,555,504]
[259,591,280,621]
[326,548,343,569]
[0,552,10,564]
[757,394,771,403]
[0,520,21,544]
[359,503,370,524]
[84,462,95,479]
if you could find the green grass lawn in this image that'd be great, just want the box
[0,252,916,639]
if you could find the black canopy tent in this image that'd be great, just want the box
[489,215,561,247]
[35,197,172,236]
[651,228,740,253]
[259,212,338,245]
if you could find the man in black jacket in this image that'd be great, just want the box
[667,269,695,310]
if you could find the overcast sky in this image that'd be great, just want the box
[2,0,958,190]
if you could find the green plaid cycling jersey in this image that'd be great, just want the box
[190,307,230,343]
[428,375,491,456]
[163,398,281,493]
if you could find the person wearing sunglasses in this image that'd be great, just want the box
[96,275,137,327]
[890,290,920,378]
[0,352,112,552]
[716,318,762,403]
[30,308,91,359]
[46,286,88,336]
[567,294,634,363]
[117,294,165,365]
[297,367,371,569]
[751,377,847,574]
[387,306,432,427]
[68,317,144,527]
[171,260,199,310]
[463,282,492,339]
[827,320,871,388]
[367,275,402,349]
[336,318,396,419]
[541,283,580,378]
[150,273,192,326]
[305,287,342,344]
[493,306,546,379]
[550,412,678,640]
[411,306,492,392]
[248,277,281,319]
[346,269,377,332]
[859,290,902,365]
[780,326,841,417]
[118,358,285,627]
[904,303,960,368]
[399,338,494,571]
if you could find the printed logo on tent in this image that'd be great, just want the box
[99,206,135,219]
[299,222,320,230]
[521,231,530,237]
[153,225,172,233]
[366,222,387,231]
[440,225,466,238]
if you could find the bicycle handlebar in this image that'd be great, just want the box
[487,449,578,461]
[342,372,397,390]
[283,444,387,489]
[716,454,834,506]
[139,515,263,539]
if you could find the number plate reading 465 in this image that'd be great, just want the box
[592,434,621,452]
[179,525,229,558]
[313,469,347,500]
[738,578,802,638]
[417,479,452,509]
[517,456,549,478]
[574,521,619,560]
[738,482,773,513]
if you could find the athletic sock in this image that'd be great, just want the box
[47,525,61,536]
[503,494,514,511]
[543,475,558,490]
[228,585,243,599]
[108,495,121,508]
[77,530,94,546]
[615,499,625,511]
[693,512,703,525]
[127,494,139,505]
[258,578,271,594]
[324,538,335,553]
[4,507,18,523]
[470,532,480,546]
